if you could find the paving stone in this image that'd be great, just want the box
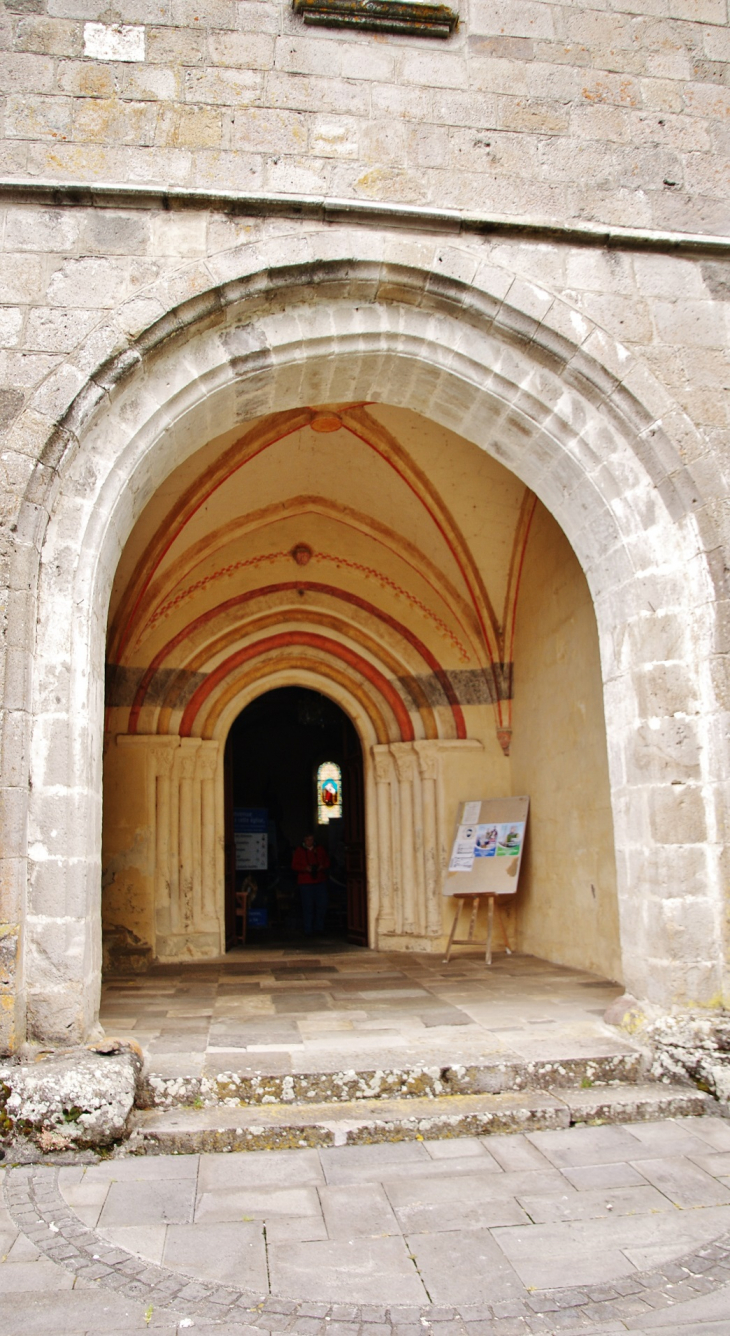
[623,1121,720,1158]
[260,1213,330,1244]
[319,1142,432,1185]
[384,1168,565,1234]
[97,1223,167,1263]
[0,1255,76,1291]
[198,1150,325,1191]
[269,1235,427,1304]
[406,1230,525,1306]
[515,1184,674,1224]
[163,1221,268,1288]
[526,1126,657,1169]
[191,1327,269,1335]
[195,1185,324,1225]
[679,1120,730,1153]
[82,1156,200,1182]
[560,1163,649,1192]
[425,1138,494,1161]
[630,1158,730,1209]
[5,1233,37,1261]
[485,1136,556,1174]
[388,1178,529,1233]
[0,1290,179,1334]
[622,1281,730,1328]
[98,1178,197,1227]
[688,1153,730,1177]
[319,1183,400,1238]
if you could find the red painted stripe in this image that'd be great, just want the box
[127,581,465,738]
[178,631,415,741]
[116,415,311,660]
[341,420,498,663]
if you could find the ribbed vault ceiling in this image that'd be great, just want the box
[106,403,537,750]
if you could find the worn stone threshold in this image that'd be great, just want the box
[140,1051,644,1108]
[130,1082,707,1154]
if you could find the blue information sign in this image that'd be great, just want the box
[233,808,267,834]
[234,808,268,869]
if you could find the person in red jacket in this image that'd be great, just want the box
[292,833,330,937]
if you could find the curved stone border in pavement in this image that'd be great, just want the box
[5,1165,730,1332]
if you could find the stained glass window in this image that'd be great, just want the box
[317,761,342,825]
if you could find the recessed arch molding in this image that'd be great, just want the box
[2,230,727,1049]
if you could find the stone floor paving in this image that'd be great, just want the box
[99,949,632,1083]
[4,1118,730,1334]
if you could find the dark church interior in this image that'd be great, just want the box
[224,687,366,949]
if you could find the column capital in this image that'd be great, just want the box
[195,740,219,780]
[390,741,418,782]
[178,736,202,779]
[371,744,395,783]
[413,739,441,781]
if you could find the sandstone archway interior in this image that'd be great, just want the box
[102,403,621,981]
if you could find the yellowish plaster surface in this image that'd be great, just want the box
[509,502,622,982]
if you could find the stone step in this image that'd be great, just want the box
[140,1050,645,1108]
[129,1081,707,1155]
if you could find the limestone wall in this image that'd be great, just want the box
[510,501,622,982]
[1,0,730,234]
[0,206,728,1045]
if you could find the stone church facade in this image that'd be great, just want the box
[0,0,729,1053]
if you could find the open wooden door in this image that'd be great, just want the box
[343,721,367,945]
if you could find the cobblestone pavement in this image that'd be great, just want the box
[3,1118,730,1335]
[99,950,629,1086]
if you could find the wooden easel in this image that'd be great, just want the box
[443,894,512,965]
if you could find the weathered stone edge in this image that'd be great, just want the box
[2,178,730,256]
[139,1053,645,1109]
[5,1165,730,1330]
[129,1083,708,1156]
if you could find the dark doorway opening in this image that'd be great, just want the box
[223,687,367,949]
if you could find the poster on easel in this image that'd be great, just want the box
[444,797,529,896]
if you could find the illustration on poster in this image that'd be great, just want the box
[496,823,523,856]
[475,825,498,857]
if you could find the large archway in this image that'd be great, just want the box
[12,239,726,1043]
[100,392,621,987]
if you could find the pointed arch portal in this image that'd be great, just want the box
[9,237,727,1044]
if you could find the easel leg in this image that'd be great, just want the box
[467,896,479,943]
[444,897,462,963]
[486,895,494,965]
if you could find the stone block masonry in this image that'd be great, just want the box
[0,0,729,232]
[0,203,727,1047]
[0,0,729,1052]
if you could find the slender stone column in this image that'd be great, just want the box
[150,740,177,943]
[391,744,418,935]
[177,740,201,934]
[415,741,442,937]
[372,745,395,935]
[196,743,220,927]
[168,758,180,935]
